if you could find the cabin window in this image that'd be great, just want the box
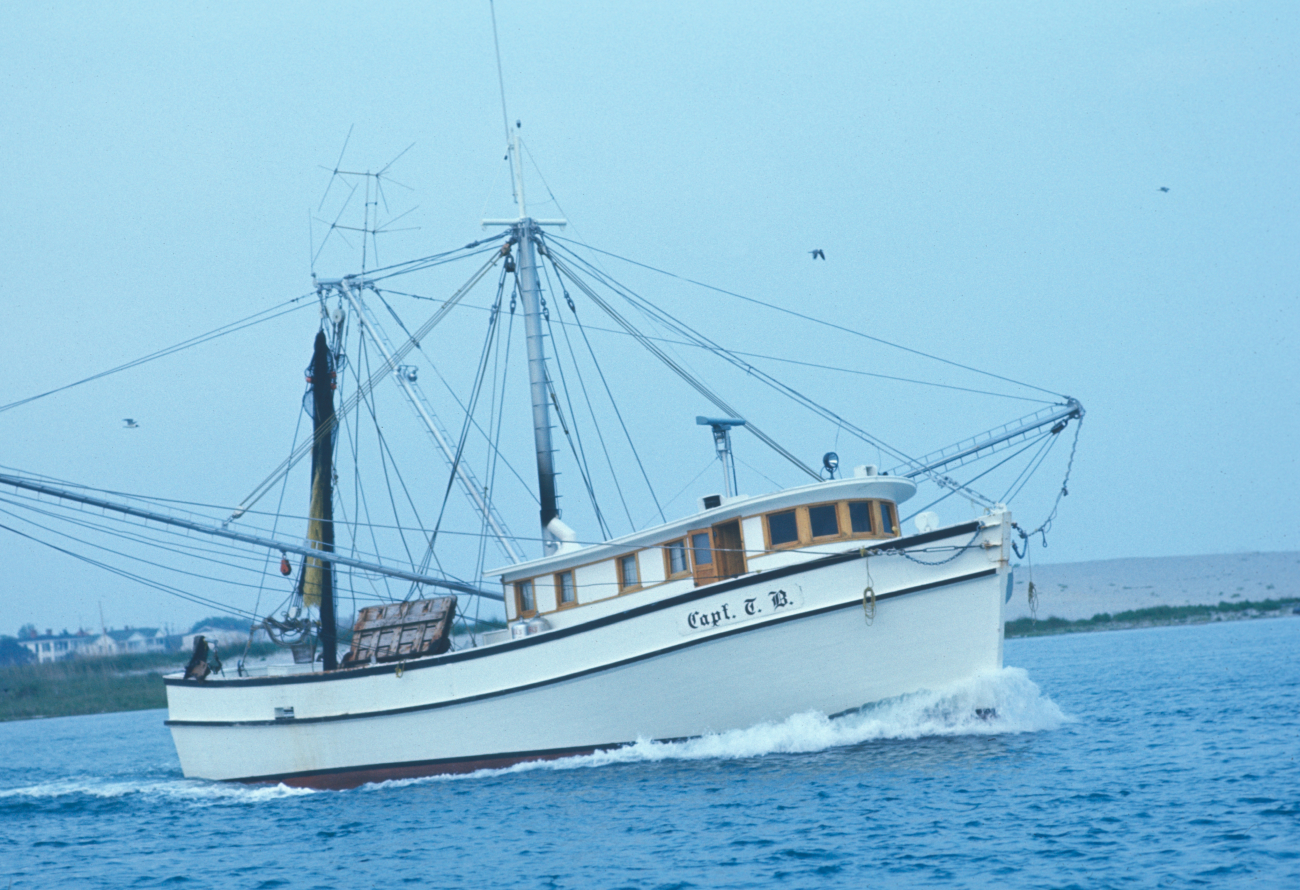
[879,502,896,535]
[556,570,576,606]
[665,539,690,577]
[808,503,839,538]
[691,532,713,566]
[848,500,873,534]
[516,579,536,615]
[766,510,799,547]
[619,554,640,591]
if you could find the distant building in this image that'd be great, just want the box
[17,627,169,662]
[16,629,96,664]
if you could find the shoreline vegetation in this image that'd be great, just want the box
[1004,596,1299,638]
[2,601,1296,722]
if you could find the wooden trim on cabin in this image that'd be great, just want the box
[514,580,538,619]
[509,498,907,617]
[805,500,842,541]
[663,538,692,580]
[617,552,642,593]
[763,508,802,551]
[554,570,578,610]
[845,499,874,536]
[753,498,902,553]
[689,528,718,587]
[879,501,896,536]
[712,519,747,580]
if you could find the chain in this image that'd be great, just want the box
[873,530,982,566]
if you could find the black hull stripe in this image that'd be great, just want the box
[165,566,996,728]
[165,520,984,690]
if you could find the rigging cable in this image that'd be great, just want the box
[542,253,651,532]
[546,246,822,481]
[370,285,540,511]
[1011,417,1083,556]
[230,249,505,521]
[540,251,666,526]
[241,397,306,671]
[547,240,999,502]
[0,297,313,415]
[479,298,517,577]
[426,264,510,556]
[547,233,1065,399]
[538,260,612,538]
[380,289,1053,404]
[0,516,261,620]
[899,433,1050,523]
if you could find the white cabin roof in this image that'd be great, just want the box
[486,474,915,582]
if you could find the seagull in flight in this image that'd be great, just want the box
[122,418,139,429]
[809,249,825,260]
[1159,187,1170,193]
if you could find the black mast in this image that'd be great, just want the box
[305,330,338,670]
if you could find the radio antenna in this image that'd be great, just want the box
[489,0,521,212]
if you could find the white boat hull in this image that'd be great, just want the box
[166,517,1010,787]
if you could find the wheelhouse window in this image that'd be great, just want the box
[690,532,713,566]
[808,503,839,539]
[665,539,690,577]
[556,570,576,606]
[848,500,873,534]
[516,579,536,615]
[879,502,896,535]
[766,510,799,547]
[618,554,640,591]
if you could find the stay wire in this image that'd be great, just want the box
[427,266,508,555]
[542,257,643,532]
[0,492,285,576]
[539,258,611,538]
[547,233,1065,398]
[0,513,262,619]
[1003,430,1061,506]
[370,286,540,508]
[547,247,824,481]
[534,250,665,526]
[378,289,1051,404]
[0,297,313,414]
[545,270,631,534]
[548,241,992,500]
[900,433,1050,522]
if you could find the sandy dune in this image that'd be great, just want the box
[1005,551,1300,621]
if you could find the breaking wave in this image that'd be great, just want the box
[372,666,1067,788]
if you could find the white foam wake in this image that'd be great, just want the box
[0,776,316,803]
[372,666,1067,788]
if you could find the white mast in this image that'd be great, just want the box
[484,125,570,553]
[484,11,570,553]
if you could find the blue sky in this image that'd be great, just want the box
[1,2,1296,633]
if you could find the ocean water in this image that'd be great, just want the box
[2,618,1297,889]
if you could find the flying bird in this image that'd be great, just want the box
[122,418,139,428]
[809,249,825,260]
[1159,187,1170,193]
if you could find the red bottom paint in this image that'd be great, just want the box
[237,747,608,790]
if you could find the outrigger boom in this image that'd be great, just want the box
[0,471,503,601]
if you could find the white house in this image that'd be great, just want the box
[17,630,97,664]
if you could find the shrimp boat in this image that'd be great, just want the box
[0,127,1082,789]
